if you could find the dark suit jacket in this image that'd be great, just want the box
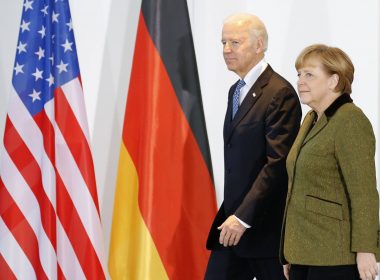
[207,65,302,258]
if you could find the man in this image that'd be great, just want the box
[205,13,302,280]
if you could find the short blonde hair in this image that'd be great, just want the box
[295,44,354,94]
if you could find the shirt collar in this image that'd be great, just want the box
[242,59,268,89]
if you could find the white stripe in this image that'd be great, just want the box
[54,124,105,270]
[56,218,86,280]
[61,78,91,144]
[0,149,57,279]
[7,87,56,211]
[0,218,36,280]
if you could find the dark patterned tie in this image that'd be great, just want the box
[232,79,246,119]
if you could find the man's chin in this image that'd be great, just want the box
[226,65,235,71]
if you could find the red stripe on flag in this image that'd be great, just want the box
[123,14,216,278]
[55,87,100,213]
[4,116,57,248]
[0,179,48,280]
[34,110,56,169]
[57,264,66,280]
[0,254,17,280]
[56,174,104,279]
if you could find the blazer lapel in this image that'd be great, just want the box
[302,113,328,146]
[287,111,316,187]
[224,65,273,142]
[291,111,316,156]
[231,86,263,127]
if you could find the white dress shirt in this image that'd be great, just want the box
[239,59,268,105]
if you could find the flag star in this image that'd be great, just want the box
[29,89,41,102]
[49,55,54,65]
[61,39,73,52]
[14,63,24,75]
[32,67,44,81]
[23,0,33,11]
[56,60,68,73]
[17,41,27,54]
[41,5,48,16]
[35,47,45,60]
[38,25,46,38]
[20,20,31,33]
[66,19,73,32]
[46,73,55,87]
[52,11,60,23]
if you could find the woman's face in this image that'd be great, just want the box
[296,58,336,110]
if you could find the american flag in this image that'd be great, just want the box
[0,0,106,279]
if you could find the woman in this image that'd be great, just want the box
[281,44,380,280]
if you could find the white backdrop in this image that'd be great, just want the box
[0,0,379,278]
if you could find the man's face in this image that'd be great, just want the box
[221,22,261,78]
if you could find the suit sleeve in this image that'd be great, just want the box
[335,108,379,253]
[235,86,301,225]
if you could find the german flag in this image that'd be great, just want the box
[108,0,217,279]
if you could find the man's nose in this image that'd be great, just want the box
[223,42,232,52]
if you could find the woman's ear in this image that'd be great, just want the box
[329,74,339,92]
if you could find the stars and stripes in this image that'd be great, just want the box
[0,0,106,279]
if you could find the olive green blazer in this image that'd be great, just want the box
[280,94,380,265]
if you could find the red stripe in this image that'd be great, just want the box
[54,87,100,213]
[57,260,66,280]
[123,13,216,279]
[34,109,56,173]
[78,75,83,88]
[56,174,104,279]
[3,116,57,249]
[0,179,48,280]
[0,253,17,280]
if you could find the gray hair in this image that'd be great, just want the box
[224,13,268,51]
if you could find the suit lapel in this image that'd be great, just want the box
[290,111,316,156]
[287,111,316,186]
[302,113,328,146]
[224,65,273,142]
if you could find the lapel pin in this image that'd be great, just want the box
[252,92,256,98]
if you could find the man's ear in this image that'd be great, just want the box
[255,37,265,54]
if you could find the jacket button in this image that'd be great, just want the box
[227,143,231,148]
[226,168,231,174]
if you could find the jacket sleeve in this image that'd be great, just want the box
[335,107,379,253]
[235,86,301,225]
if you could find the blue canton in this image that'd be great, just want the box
[13,0,80,116]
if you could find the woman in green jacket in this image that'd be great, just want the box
[281,44,379,280]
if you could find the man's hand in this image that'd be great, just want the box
[218,215,246,247]
[357,252,378,280]
[283,264,290,280]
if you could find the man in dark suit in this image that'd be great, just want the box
[205,13,302,280]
